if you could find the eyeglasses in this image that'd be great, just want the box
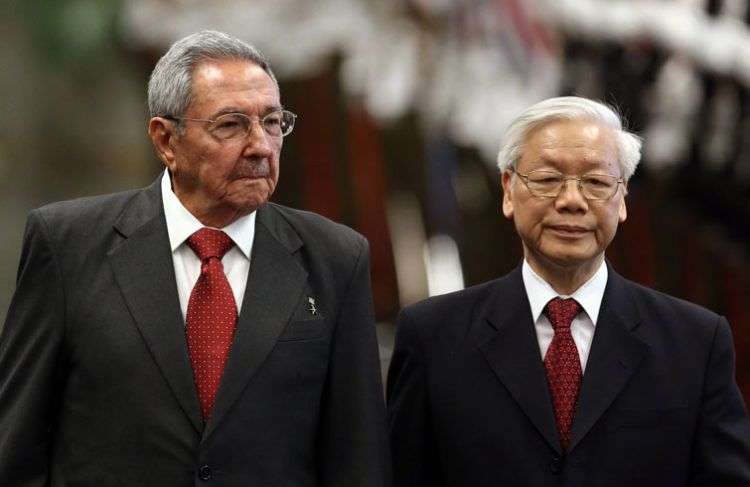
[168,109,297,139]
[510,168,624,201]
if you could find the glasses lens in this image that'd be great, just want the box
[261,111,282,137]
[526,171,563,196]
[210,114,250,139]
[260,110,296,137]
[581,174,618,199]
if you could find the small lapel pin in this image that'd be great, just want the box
[308,297,317,316]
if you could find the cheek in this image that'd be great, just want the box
[596,209,621,241]
[271,161,281,188]
[199,150,239,181]
[271,150,281,174]
[517,205,545,232]
[200,163,233,189]
[266,156,281,190]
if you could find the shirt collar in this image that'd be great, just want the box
[521,259,608,325]
[161,170,256,257]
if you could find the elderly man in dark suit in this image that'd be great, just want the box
[387,96,750,486]
[0,30,390,486]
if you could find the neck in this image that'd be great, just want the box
[176,194,243,228]
[525,254,604,295]
[190,207,242,229]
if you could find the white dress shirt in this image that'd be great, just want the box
[161,171,256,320]
[521,259,608,372]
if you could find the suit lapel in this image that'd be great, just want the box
[568,266,647,451]
[204,204,308,440]
[478,267,562,454]
[108,178,203,433]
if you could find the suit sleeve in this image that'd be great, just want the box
[689,316,750,486]
[316,238,392,487]
[387,308,443,487]
[0,210,67,486]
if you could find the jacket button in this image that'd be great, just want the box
[550,456,563,474]
[198,465,212,481]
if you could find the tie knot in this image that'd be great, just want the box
[187,228,235,261]
[544,297,581,330]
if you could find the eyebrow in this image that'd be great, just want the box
[210,105,284,119]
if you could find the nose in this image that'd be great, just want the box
[554,178,588,212]
[242,120,274,158]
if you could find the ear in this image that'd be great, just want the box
[501,171,514,219]
[148,117,178,171]
[617,200,627,223]
[618,185,627,223]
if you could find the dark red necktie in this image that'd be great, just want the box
[544,297,582,450]
[185,228,237,421]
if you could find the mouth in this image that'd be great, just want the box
[546,224,591,238]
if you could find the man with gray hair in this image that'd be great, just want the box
[0,30,391,486]
[388,96,750,486]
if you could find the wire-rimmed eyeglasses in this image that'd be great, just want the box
[510,168,624,201]
[167,109,297,139]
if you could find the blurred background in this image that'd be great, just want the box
[2,0,749,403]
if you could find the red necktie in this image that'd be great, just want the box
[185,228,237,421]
[544,297,582,450]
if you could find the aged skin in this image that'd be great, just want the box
[149,59,283,228]
[502,118,627,294]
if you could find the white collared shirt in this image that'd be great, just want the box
[521,259,608,372]
[161,170,256,320]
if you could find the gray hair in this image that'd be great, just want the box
[147,30,277,119]
[496,96,642,180]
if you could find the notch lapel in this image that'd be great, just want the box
[204,205,308,440]
[568,267,647,451]
[478,268,562,454]
[108,179,203,433]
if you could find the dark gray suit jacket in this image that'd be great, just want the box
[0,177,391,486]
[388,265,750,486]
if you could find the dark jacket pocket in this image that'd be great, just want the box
[277,319,326,341]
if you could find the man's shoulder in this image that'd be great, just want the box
[399,274,511,331]
[263,202,366,252]
[33,186,149,229]
[615,273,723,330]
[392,275,515,356]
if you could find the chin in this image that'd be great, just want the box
[548,250,604,270]
[227,184,273,210]
[233,193,270,213]
[537,244,597,267]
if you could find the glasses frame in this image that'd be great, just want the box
[510,168,624,201]
[166,109,297,139]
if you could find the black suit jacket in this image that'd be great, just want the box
[388,265,750,486]
[0,177,391,486]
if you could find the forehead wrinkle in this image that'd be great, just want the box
[530,149,616,165]
[190,65,281,118]
[210,104,283,119]
[523,147,620,177]
[535,126,617,164]
[192,60,279,93]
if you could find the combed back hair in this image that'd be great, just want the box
[496,96,642,180]
[147,30,277,119]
